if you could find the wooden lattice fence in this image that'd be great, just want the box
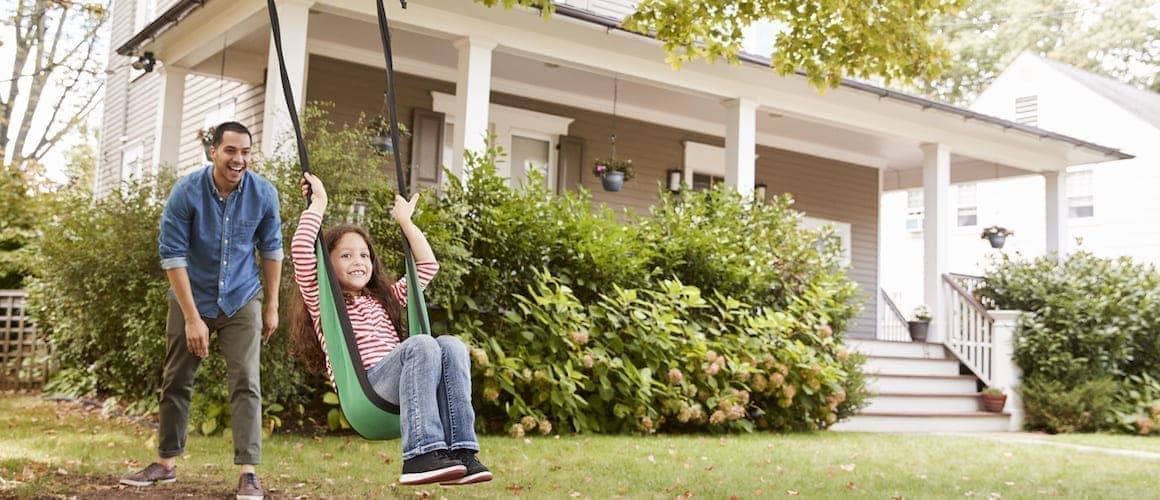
[1,290,54,389]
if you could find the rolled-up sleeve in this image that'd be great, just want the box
[256,186,284,261]
[158,187,191,270]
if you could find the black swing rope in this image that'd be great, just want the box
[265,0,422,415]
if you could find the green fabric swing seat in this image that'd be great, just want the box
[268,0,427,441]
[315,247,431,440]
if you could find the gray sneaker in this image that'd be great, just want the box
[237,472,264,500]
[119,462,176,487]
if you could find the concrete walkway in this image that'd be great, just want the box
[940,432,1160,460]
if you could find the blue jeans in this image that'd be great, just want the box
[367,335,479,460]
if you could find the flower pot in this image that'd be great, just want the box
[981,393,1007,412]
[907,320,930,342]
[601,171,625,192]
[987,234,1007,249]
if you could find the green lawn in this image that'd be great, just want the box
[1020,432,1160,455]
[1,394,1157,498]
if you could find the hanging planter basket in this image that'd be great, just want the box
[601,171,625,192]
[593,158,634,193]
[980,226,1014,249]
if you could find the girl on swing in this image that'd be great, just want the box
[289,172,492,486]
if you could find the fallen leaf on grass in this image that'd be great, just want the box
[648,455,656,463]
[322,452,334,459]
[568,490,581,497]
[1004,481,1015,487]
[845,481,856,490]
[787,490,800,496]
[508,484,526,495]
[294,441,303,451]
[840,463,856,472]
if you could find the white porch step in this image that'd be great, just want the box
[865,393,983,413]
[846,339,948,359]
[831,411,1011,432]
[868,374,979,394]
[863,356,962,376]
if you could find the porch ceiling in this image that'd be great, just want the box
[128,0,1129,174]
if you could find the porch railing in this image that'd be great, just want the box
[947,272,995,309]
[1,290,54,389]
[878,289,911,342]
[942,275,994,386]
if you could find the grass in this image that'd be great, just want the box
[1021,432,1160,455]
[1,394,1158,498]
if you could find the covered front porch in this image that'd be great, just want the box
[123,0,1128,344]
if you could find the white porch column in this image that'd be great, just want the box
[990,310,1025,431]
[152,65,188,170]
[723,98,757,196]
[450,37,496,178]
[1044,170,1068,256]
[921,143,951,343]
[261,0,313,158]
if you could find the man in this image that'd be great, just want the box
[121,122,282,500]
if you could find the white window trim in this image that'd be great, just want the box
[509,129,557,190]
[1067,168,1095,222]
[802,215,852,267]
[955,183,978,229]
[683,141,726,185]
[906,188,924,234]
[431,91,573,185]
[120,143,146,188]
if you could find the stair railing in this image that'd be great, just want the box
[878,289,911,342]
[942,274,994,386]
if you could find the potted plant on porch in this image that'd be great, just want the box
[980,387,1008,412]
[908,304,931,342]
[593,158,635,192]
[981,225,1014,249]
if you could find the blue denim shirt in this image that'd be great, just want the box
[159,166,283,318]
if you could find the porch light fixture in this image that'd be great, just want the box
[132,52,156,73]
[753,182,767,203]
[666,169,682,192]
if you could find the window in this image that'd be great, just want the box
[431,92,573,192]
[133,0,157,33]
[510,134,553,188]
[906,189,924,232]
[802,216,852,267]
[120,144,145,185]
[203,100,237,130]
[956,183,978,227]
[1067,169,1094,218]
[1015,95,1038,127]
[692,173,724,191]
[128,1,157,82]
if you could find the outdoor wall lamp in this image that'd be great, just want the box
[132,52,156,73]
[666,169,682,192]
[753,182,767,203]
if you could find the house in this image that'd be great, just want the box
[882,53,1160,319]
[98,0,1129,431]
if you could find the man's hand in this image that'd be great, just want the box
[186,317,210,357]
[263,303,279,343]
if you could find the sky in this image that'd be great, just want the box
[0,1,109,186]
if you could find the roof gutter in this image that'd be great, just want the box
[115,0,207,56]
[553,5,1132,161]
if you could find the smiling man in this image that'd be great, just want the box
[121,122,282,500]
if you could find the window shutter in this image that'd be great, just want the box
[557,135,584,193]
[409,109,445,191]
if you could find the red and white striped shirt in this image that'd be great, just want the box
[291,211,438,382]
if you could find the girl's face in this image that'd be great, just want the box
[331,232,373,293]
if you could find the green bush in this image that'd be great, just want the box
[36,103,867,435]
[29,171,314,429]
[463,270,865,434]
[1020,376,1116,434]
[979,251,1160,433]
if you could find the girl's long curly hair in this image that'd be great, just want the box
[289,224,406,375]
